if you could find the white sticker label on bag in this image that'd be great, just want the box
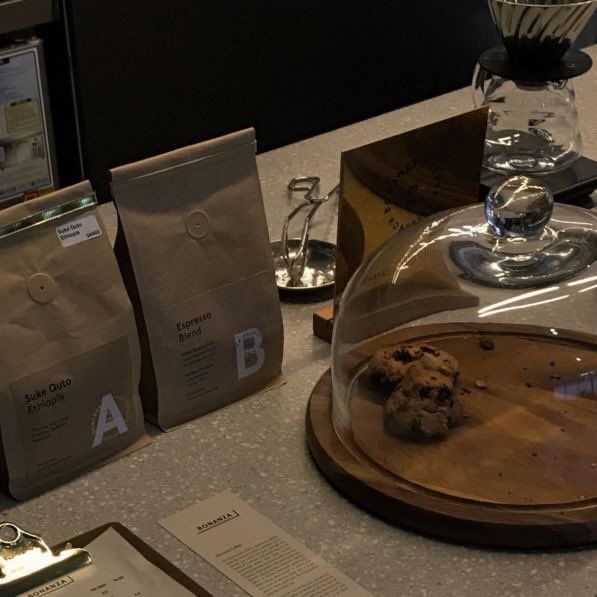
[235,327,265,380]
[56,215,102,247]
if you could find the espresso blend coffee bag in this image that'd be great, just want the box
[0,182,148,499]
[110,129,284,429]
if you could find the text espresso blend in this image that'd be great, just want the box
[176,312,212,343]
[111,128,284,429]
[0,182,148,499]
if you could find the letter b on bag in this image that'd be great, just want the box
[92,393,129,447]
[235,328,265,380]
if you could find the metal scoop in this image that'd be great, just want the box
[281,176,339,287]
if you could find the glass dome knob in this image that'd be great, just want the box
[485,176,554,239]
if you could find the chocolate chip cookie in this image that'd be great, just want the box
[367,344,425,391]
[367,343,459,392]
[370,342,465,440]
[383,388,464,440]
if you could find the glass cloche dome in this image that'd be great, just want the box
[330,176,597,514]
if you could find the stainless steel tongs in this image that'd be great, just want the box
[281,177,339,287]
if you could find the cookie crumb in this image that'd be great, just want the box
[479,337,495,351]
[475,379,488,389]
[550,374,561,380]
[592,463,597,468]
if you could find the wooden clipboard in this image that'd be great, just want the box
[53,522,211,596]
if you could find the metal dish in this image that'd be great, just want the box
[272,238,336,294]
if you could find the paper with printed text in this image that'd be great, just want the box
[159,491,372,597]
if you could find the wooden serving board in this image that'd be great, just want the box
[306,323,597,548]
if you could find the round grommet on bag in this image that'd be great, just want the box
[186,210,210,240]
[27,273,56,304]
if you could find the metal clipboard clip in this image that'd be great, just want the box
[0,522,91,596]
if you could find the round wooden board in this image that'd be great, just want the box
[306,323,597,549]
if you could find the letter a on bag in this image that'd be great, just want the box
[93,394,129,447]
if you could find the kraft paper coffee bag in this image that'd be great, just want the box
[0,182,148,499]
[110,128,284,429]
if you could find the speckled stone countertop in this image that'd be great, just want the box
[2,48,597,597]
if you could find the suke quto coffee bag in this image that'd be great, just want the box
[111,128,284,429]
[0,182,149,500]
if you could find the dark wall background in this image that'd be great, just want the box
[56,0,596,202]
[38,17,81,190]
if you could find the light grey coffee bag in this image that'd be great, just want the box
[0,182,149,500]
[110,128,284,430]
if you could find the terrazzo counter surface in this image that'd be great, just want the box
[2,47,597,597]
